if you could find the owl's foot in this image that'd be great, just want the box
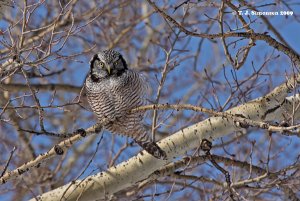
[136,140,167,160]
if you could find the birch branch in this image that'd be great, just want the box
[0,125,101,184]
[31,73,300,201]
[0,59,23,81]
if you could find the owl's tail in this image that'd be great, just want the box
[134,132,167,160]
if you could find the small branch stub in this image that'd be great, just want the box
[200,139,212,153]
[76,128,87,137]
[54,145,64,155]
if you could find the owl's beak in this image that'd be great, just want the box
[106,65,111,75]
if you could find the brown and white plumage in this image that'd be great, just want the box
[85,50,166,159]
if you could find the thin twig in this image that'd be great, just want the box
[0,146,17,178]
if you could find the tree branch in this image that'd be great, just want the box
[145,0,300,66]
[30,72,300,201]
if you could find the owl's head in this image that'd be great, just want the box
[89,50,128,82]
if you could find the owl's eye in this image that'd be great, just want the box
[94,60,104,68]
[114,61,118,65]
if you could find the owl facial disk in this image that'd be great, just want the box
[90,50,128,80]
[90,54,108,82]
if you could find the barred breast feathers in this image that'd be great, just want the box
[85,69,148,127]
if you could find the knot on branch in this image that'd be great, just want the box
[54,145,64,155]
[236,121,250,129]
[200,139,212,153]
[76,128,86,137]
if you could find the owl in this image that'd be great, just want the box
[85,50,167,160]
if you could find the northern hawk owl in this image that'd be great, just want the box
[85,50,167,160]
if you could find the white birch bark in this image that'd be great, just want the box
[31,74,300,201]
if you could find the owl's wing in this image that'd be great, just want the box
[116,70,148,106]
[138,72,150,104]
[105,70,147,137]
